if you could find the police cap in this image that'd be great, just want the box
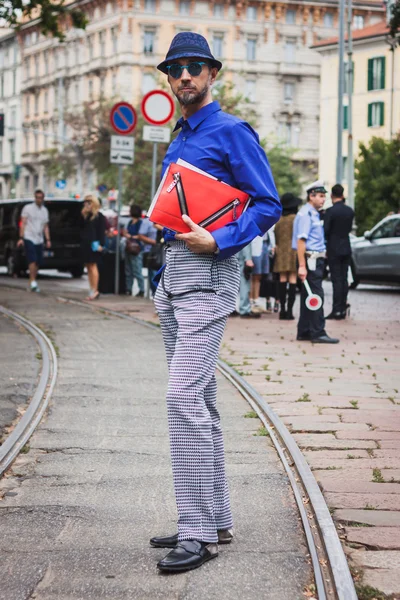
[306,179,327,195]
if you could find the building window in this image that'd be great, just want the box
[212,34,224,59]
[44,90,48,112]
[144,31,155,54]
[343,105,348,130]
[142,73,156,95]
[25,56,30,78]
[368,102,384,127]
[25,94,30,117]
[246,5,257,20]
[24,175,30,193]
[74,82,79,104]
[111,27,118,53]
[284,40,296,63]
[88,36,94,60]
[145,0,156,11]
[323,12,334,27]
[34,54,39,76]
[353,15,364,29]
[245,79,256,102]
[89,79,93,99]
[179,0,190,15]
[34,132,39,153]
[246,38,257,61]
[368,57,385,91]
[286,9,296,24]
[213,3,223,17]
[342,156,348,181]
[284,82,294,103]
[99,31,105,56]
[279,122,292,145]
[44,51,49,74]
[344,61,354,94]
[34,92,39,115]
[54,48,59,70]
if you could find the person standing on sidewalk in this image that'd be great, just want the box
[17,189,51,293]
[123,204,157,297]
[292,180,339,344]
[323,184,354,320]
[80,194,106,301]
[274,193,301,320]
[238,244,260,319]
[150,32,281,573]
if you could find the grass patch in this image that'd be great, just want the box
[35,352,42,360]
[388,396,395,404]
[244,411,258,419]
[364,503,377,510]
[366,448,375,458]
[296,393,311,403]
[254,426,269,437]
[349,400,359,409]
[276,370,282,376]
[20,444,30,454]
[355,584,390,600]
[265,375,271,381]
[372,468,384,483]
[347,454,356,459]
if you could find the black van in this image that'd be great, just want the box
[0,198,85,278]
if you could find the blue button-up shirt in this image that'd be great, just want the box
[161,101,281,260]
[292,203,326,252]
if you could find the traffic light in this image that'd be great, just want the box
[0,113,4,137]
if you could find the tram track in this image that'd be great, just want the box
[0,306,58,478]
[56,294,358,600]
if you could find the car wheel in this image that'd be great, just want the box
[70,265,84,278]
[350,261,359,289]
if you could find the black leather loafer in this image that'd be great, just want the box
[150,528,233,548]
[157,540,218,572]
[311,335,340,344]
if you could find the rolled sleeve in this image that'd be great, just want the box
[212,122,281,260]
[296,213,311,241]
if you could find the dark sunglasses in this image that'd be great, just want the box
[166,61,206,79]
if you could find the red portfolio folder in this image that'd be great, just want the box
[147,161,250,234]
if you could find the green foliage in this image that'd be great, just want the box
[389,0,400,39]
[212,81,258,127]
[1,0,88,39]
[354,135,400,235]
[263,141,302,197]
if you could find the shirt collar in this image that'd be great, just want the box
[173,101,221,132]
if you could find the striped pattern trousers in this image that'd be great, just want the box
[154,241,240,543]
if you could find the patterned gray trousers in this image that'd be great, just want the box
[154,241,240,543]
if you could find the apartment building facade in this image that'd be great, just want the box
[0,29,22,198]
[315,20,399,191]
[10,0,384,198]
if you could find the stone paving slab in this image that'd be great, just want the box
[346,526,400,550]
[0,286,310,600]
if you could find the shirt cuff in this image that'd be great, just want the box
[211,228,234,261]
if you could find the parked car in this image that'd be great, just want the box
[0,198,85,278]
[350,215,400,288]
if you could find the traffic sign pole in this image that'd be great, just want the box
[114,165,123,295]
[151,143,158,201]
[109,102,137,296]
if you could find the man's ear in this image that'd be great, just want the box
[210,67,218,85]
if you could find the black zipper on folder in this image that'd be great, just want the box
[173,172,189,216]
[198,199,241,228]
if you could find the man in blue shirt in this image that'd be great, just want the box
[150,32,281,573]
[292,180,339,344]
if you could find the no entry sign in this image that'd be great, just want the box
[141,90,175,126]
[110,102,137,135]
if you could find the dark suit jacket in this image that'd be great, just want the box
[324,201,354,258]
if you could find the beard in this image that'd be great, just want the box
[175,82,209,106]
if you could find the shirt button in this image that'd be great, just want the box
[182,137,186,141]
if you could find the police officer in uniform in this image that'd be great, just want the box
[324,184,354,319]
[292,180,339,344]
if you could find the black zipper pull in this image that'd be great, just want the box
[232,199,240,220]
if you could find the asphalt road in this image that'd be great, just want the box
[0,286,311,600]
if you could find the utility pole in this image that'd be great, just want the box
[347,0,354,209]
[336,0,346,183]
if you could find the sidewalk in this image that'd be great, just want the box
[0,286,310,600]
[87,284,400,598]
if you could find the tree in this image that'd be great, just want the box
[1,0,88,40]
[389,0,400,39]
[263,141,302,197]
[354,135,400,234]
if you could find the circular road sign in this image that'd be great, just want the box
[110,102,137,135]
[141,90,175,126]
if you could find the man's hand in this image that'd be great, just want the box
[245,259,254,268]
[175,215,217,254]
[17,239,24,248]
[298,265,307,282]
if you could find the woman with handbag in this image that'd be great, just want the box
[80,193,106,301]
[123,204,157,296]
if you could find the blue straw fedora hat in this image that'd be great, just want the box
[157,32,222,74]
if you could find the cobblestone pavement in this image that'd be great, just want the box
[0,285,310,600]
[59,279,400,598]
[0,311,39,442]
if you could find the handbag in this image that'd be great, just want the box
[146,242,165,270]
[125,238,141,256]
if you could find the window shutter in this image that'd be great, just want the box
[367,58,373,90]
[343,106,348,129]
[380,57,385,89]
[379,101,384,126]
[368,103,372,127]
